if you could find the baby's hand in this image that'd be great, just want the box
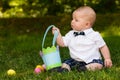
[52,26,60,35]
[104,59,112,68]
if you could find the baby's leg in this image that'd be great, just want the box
[86,63,103,71]
[57,58,78,72]
[61,63,71,71]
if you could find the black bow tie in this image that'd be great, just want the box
[73,31,85,36]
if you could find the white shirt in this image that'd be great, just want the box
[62,28,106,63]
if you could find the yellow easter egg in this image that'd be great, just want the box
[7,69,16,76]
[36,65,44,71]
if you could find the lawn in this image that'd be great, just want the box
[0,14,120,80]
[0,30,120,80]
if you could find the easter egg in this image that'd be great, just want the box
[7,69,16,76]
[34,68,41,74]
[36,65,44,71]
[42,64,46,69]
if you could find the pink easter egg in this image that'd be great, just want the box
[42,64,46,69]
[34,68,41,74]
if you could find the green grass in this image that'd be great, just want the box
[0,13,120,79]
[0,30,120,80]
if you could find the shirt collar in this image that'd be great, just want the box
[83,28,93,35]
[73,28,93,35]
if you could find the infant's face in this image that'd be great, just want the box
[71,11,90,31]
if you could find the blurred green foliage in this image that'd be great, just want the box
[0,13,120,36]
[0,0,120,18]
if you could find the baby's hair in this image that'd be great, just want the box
[75,6,96,26]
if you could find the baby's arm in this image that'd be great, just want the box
[100,45,112,68]
[52,27,65,47]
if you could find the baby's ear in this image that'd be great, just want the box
[86,21,91,27]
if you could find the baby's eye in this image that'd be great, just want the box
[75,19,79,22]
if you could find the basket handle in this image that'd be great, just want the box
[42,25,58,49]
